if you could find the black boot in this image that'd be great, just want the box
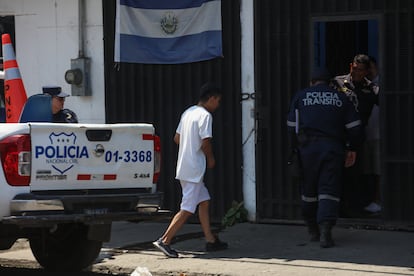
[319,222,334,248]
[306,221,320,242]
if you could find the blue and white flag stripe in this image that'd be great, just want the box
[120,0,217,10]
[115,0,222,64]
[118,2,221,38]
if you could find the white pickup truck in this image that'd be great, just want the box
[0,121,168,271]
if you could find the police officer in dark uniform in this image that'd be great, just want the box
[330,54,379,214]
[331,54,379,126]
[42,86,78,123]
[287,68,363,248]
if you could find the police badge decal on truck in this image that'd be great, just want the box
[35,132,82,177]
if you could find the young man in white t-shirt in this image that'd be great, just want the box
[153,82,227,258]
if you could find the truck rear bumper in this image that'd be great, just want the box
[2,209,171,227]
[3,191,171,227]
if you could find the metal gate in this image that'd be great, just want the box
[254,0,414,223]
[102,0,243,220]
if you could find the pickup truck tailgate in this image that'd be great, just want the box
[29,123,156,191]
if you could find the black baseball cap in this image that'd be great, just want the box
[42,86,70,97]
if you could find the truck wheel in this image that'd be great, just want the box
[29,224,102,271]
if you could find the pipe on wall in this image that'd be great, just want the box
[78,0,86,57]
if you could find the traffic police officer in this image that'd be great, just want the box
[287,68,363,248]
[42,86,78,123]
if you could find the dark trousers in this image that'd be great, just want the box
[299,140,345,224]
[341,148,367,214]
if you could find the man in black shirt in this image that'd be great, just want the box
[331,54,379,126]
[330,54,379,216]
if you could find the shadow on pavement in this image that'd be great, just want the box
[128,222,414,270]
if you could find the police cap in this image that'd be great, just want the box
[42,86,70,97]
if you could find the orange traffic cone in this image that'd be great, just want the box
[2,33,27,123]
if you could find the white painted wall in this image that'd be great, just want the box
[0,0,105,123]
[240,0,256,221]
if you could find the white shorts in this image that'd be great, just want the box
[179,180,211,214]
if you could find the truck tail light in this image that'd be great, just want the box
[0,134,31,186]
[142,134,162,184]
[153,135,161,183]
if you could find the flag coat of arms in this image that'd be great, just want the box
[115,0,222,64]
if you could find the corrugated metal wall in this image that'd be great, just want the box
[254,0,309,220]
[254,0,414,223]
[102,1,243,221]
[381,1,414,221]
[102,0,414,224]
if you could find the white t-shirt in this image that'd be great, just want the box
[175,105,213,183]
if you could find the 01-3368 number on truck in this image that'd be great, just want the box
[105,150,152,163]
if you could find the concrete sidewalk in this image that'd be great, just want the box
[1,221,414,275]
[101,221,414,275]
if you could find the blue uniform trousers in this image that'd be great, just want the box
[299,139,345,224]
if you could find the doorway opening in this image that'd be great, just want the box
[313,19,378,76]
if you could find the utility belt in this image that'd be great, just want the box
[297,131,342,146]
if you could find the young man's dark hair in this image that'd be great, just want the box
[199,82,222,102]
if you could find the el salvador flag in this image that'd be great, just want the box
[115,0,222,64]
